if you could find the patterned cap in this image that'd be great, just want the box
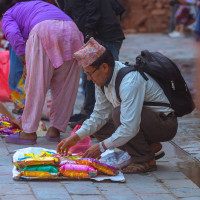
[74,37,106,68]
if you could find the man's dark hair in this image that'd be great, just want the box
[90,49,115,69]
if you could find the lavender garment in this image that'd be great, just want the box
[2,1,72,55]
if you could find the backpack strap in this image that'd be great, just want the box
[115,64,149,102]
[115,64,171,108]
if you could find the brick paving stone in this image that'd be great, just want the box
[0,195,36,200]
[0,175,17,184]
[64,182,100,195]
[180,198,200,200]
[124,174,169,194]
[0,166,13,174]
[94,183,141,200]
[139,194,177,200]
[0,184,32,195]
[163,180,199,189]
[29,182,71,200]
[71,195,106,200]
[169,188,200,198]
[153,171,188,180]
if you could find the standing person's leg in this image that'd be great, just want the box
[81,72,95,116]
[9,45,24,115]
[169,4,179,32]
[8,45,24,91]
[5,32,54,144]
[104,41,123,61]
[47,59,81,140]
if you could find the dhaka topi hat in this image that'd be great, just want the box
[74,37,106,68]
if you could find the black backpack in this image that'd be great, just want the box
[115,50,195,117]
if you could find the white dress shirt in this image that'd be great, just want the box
[76,61,174,149]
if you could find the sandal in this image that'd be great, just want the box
[122,159,157,174]
[5,132,37,145]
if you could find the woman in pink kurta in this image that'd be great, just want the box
[1,1,83,144]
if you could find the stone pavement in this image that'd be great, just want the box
[0,33,200,200]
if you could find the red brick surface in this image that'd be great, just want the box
[119,0,170,33]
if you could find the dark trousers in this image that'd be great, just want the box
[81,41,123,116]
[93,106,178,163]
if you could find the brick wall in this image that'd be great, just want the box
[119,0,171,33]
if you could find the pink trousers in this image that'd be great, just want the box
[22,30,81,133]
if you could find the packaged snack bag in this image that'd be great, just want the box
[21,165,58,173]
[13,157,59,168]
[77,158,119,176]
[59,164,97,178]
[0,115,22,135]
[19,171,57,178]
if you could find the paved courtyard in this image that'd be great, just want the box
[0,33,200,200]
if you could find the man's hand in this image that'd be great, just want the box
[57,134,81,155]
[82,143,102,159]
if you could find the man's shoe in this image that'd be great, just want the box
[70,115,89,129]
[69,113,87,123]
[122,158,157,174]
[150,142,165,160]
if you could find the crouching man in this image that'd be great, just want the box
[57,38,178,173]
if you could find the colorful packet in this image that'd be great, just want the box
[10,78,25,108]
[59,164,97,178]
[13,157,59,168]
[59,158,77,166]
[21,165,58,173]
[77,158,119,176]
[19,171,57,178]
[0,115,22,135]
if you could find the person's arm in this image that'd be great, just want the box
[2,11,26,56]
[0,103,22,128]
[84,0,101,42]
[57,86,113,155]
[103,72,146,149]
[80,72,147,159]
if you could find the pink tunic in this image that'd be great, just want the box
[31,20,83,68]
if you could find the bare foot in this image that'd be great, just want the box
[47,127,60,138]
[19,132,37,140]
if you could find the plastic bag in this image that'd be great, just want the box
[0,50,11,101]
[99,151,133,170]
[68,125,91,154]
[10,78,25,108]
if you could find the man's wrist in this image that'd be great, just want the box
[99,142,105,153]
[99,141,108,153]
[102,141,107,150]
[73,134,81,142]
